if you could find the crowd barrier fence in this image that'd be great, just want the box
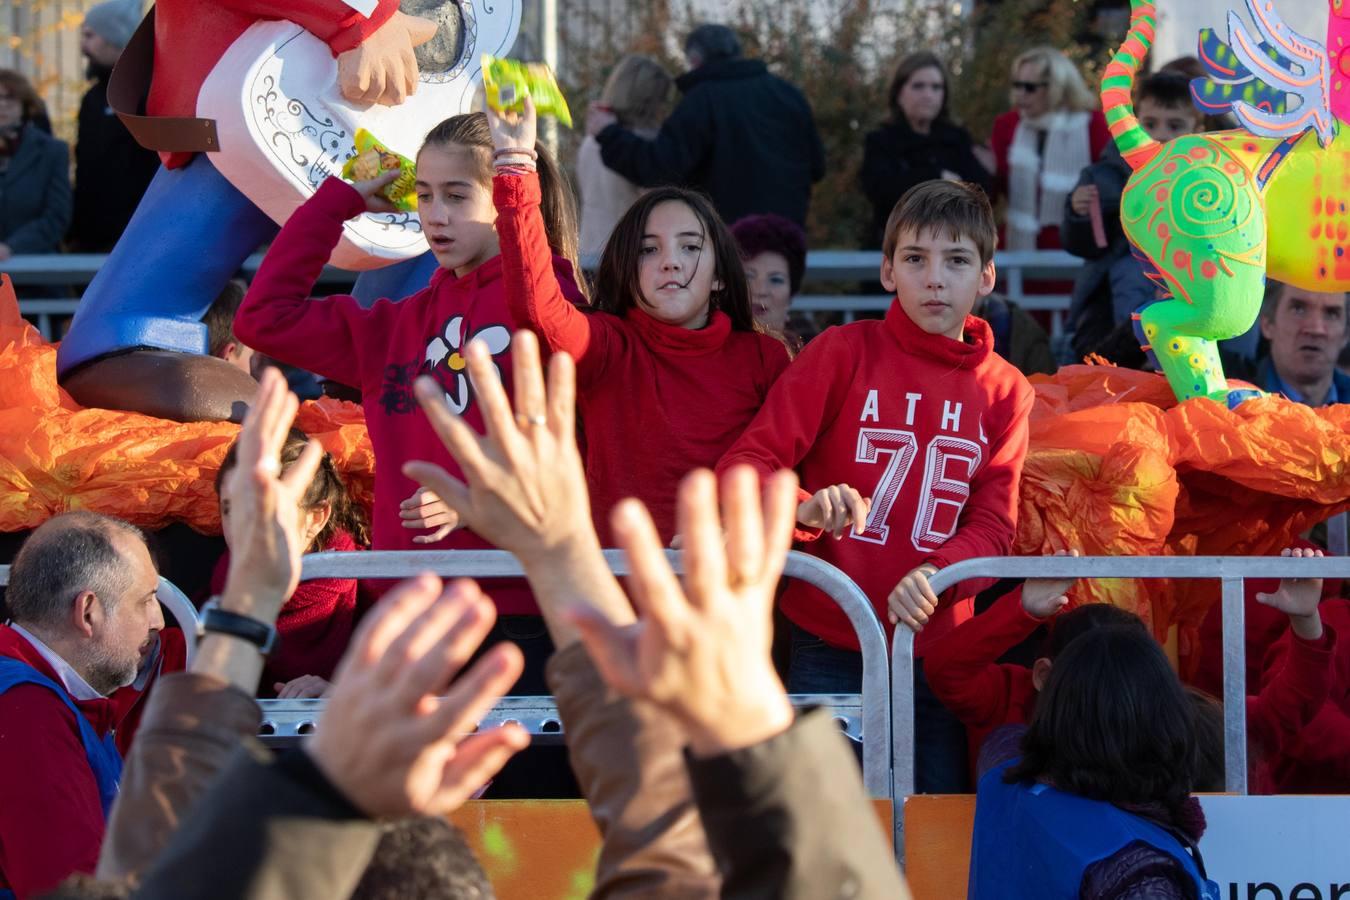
[8,249,1083,339]
[894,553,1350,863]
[282,548,895,801]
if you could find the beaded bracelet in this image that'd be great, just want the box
[494,161,538,175]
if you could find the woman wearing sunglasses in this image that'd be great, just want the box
[990,46,1109,251]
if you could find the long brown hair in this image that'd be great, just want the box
[216,429,370,551]
[420,112,582,282]
[885,52,950,125]
[594,188,755,331]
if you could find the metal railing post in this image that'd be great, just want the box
[890,626,915,865]
[1221,575,1248,793]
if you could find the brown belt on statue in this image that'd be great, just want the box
[107,7,219,154]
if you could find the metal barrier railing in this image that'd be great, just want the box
[289,547,894,799]
[891,554,1350,862]
[8,249,1083,339]
[0,565,200,664]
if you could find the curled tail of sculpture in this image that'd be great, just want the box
[1102,0,1162,171]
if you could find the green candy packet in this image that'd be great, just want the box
[341,129,417,212]
[482,54,573,128]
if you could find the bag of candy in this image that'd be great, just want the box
[481,55,573,127]
[341,129,417,211]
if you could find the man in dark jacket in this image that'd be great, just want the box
[586,24,825,226]
[68,0,161,252]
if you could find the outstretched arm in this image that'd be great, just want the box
[234,174,402,388]
[595,94,714,188]
[488,100,608,379]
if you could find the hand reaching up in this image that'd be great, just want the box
[404,330,632,645]
[404,330,592,561]
[1256,546,1326,641]
[308,575,528,818]
[219,368,323,623]
[568,466,799,757]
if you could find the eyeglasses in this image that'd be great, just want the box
[1011,81,1048,93]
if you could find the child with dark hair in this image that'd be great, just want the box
[730,212,813,349]
[234,108,586,681]
[489,100,790,545]
[971,626,1220,899]
[211,429,370,697]
[719,178,1035,792]
[1061,72,1206,363]
[926,553,1146,776]
[933,547,1337,791]
[201,278,255,377]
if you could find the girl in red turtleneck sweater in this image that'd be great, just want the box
[486,100,790,544]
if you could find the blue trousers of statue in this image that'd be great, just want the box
[57,153,279,377]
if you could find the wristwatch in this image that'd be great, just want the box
[198,596,279,656]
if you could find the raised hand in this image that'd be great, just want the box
[485,95,538,156]
[308,575,528,818]
[1020,549,1080,620]
[1256,546,1325,640]
[336,11,437,107]
[568,466,799,757]
[219,368,323,622]
[797,483,871,539]
[399,487,460,544]
[404,330,590,560]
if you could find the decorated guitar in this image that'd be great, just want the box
[197,1,521,271]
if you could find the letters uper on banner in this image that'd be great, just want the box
[1199,797,1350,900]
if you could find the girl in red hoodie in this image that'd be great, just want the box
[211,429,370,698]
[483,99,791,544]
[235,113,585,687]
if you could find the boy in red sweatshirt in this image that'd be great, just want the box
[927,547,1338,791]
[718,179,1035,791]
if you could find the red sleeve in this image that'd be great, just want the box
[1247,624,1337,757]
[234,177,401,388]
[924,377,1033,572]
[924,588,1043,732]
[1088,110,1112,162]
[493,172,612,384]
[217,0,400,56]
[989,112,1017,199]
[0,687,105,897]
[717,328,852,479]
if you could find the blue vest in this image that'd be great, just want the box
[0,657,122,814]
[969,759,1219,900]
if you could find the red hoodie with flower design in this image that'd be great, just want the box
[236,176,586,614]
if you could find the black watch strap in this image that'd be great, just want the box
[199,602,278,655]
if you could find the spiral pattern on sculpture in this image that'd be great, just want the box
[1169,157,1255,240]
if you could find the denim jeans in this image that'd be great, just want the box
[787,624,970,793]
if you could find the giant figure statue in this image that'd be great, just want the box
[1104,0,1349,406]
[57,0,520,421]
